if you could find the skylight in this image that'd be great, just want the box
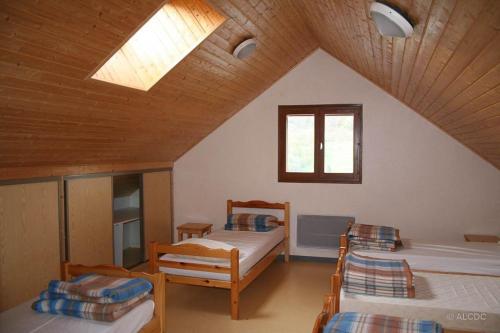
[91,0,225,91]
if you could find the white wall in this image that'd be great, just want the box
[173,49,500,257]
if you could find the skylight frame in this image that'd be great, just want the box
[88,0,226,91]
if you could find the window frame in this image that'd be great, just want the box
[278,104,362,184]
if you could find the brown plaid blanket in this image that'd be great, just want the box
[348,224,401,251]
[343,252,415,298]
[32,292,151,322]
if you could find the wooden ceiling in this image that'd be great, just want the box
[301,0,500,168]
[1,0,499,178]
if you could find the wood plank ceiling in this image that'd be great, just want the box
[300,0,500,169]
[1,0,499,177]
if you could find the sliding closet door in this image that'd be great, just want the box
[143,171,172,259]
[0,181,60,311]
[66,176,113,266]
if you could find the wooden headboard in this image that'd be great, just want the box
[227,199,290,261]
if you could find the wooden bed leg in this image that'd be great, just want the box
[61,261,70,281]
[230,248,240,320]
[155,273,166,333]
[284,202,290,263]
[149,241,158,274]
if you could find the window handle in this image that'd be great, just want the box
[320,142,323,150]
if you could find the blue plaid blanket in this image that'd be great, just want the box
[225,213,278,232]
[47,274,152,303]
[324,312,443,333]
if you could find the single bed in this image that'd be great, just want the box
[340,225,500,277]
[149,199,290,320]
[325,247,500,333]
[0,262,165,333]
[312,294,483,333]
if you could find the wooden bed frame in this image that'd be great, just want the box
[61,262,165,333]
[311,293,473,333]
[149,199,290,320]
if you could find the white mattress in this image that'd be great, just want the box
[351,239,500,276]
[340,271,500,332]
[160,226,285,281]
[0,298,154,333]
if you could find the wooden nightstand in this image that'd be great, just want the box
[464,234,499,243]
[177,223,213,241]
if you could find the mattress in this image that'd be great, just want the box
[160,226,285,281]
[340,271,500,333]
[351,239,500,276]
[0,298,154,333]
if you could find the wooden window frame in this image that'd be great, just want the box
[278,104,362,184]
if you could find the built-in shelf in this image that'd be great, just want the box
[113,207,140,224]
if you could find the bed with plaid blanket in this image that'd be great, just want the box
[324,312,443,333]
[32,292,150,322]
[225,213,278,232]
[348,224,401,251]
[343,253,415,298]
[47,273,152,303]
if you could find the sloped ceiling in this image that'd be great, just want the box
[1,0,499,175]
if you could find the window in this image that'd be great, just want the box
[90,0,225,91]
[278,104,362,183]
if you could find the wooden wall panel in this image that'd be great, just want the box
[0,181,59,311]
[143,171,172,259]
[67,176,113,266]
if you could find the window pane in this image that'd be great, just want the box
[324,115,354,173]
[286,115,314,173]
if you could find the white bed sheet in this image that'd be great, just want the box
[351,239,500,276]
[0,298,154,333]
[340,271,500,332]
[160,226,285,281]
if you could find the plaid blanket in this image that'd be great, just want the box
[47,274,152,303]
[225,213,278,232]
[32,292,150,322]
[324,312,443,333]
[348,224,400,241]
[349,239,397,251]
[343,253,415,298]
[348,224,401,251]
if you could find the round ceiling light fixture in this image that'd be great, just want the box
[233,38,257,60]
[370,2,413,38]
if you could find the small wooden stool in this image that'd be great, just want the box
[177,223,213,241]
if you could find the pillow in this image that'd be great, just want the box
[225,214,278,232]
[348,223,400,241]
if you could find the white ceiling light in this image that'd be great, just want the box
[233,38,257,60]
[370,2,413,38]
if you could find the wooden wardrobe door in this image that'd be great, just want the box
[67,176,113,266]
[143,171,172,259]
[0,181,60,311]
